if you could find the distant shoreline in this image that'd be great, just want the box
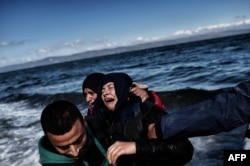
[1,29,250,74]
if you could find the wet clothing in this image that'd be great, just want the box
[38,127,109,166]
[156,80,250,140]
[91,73,194,166]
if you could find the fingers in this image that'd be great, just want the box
[130,87,137,93]
[130,87,149,102]
[107,141,136,165]
[107,142,122,165]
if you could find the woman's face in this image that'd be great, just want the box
[101,82,117,111]
[83,88,97,109]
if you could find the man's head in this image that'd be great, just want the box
[82,73,105,109]
[41,100,88,159]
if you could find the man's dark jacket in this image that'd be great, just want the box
[156,80,250,139]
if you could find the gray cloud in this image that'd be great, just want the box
[0,39,35,47]
[235,15,247,20]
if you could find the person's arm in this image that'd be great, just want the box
[136,137,194,165]
[137,103,193,165]
[154,80,250,140]
[107,102,193,165]
[106,137,193,165]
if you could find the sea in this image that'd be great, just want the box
[0,33,250,166]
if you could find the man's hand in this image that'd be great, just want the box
[107,141,136,165]
[130,86,149,102]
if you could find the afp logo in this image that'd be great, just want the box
[224,150,250,166]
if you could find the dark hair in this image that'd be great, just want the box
[82,73,105,93]
[40,100,84,135]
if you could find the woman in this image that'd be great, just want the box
[90,72,194,166]
[82,72,105,115]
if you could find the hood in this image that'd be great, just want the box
[97,72,133,112]
[94,73,133,112]
[82,73,105,93]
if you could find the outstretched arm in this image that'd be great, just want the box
[106,137,194,165]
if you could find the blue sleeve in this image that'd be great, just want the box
[158,80,250,139]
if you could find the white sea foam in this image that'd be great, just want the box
[0,102,42,166]
[244,124,250,150]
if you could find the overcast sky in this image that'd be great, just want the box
[1,0,250,68]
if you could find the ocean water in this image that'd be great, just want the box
[0,33,250,165]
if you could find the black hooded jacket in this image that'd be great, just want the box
[87,73,194,166]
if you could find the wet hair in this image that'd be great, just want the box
[82,73,105,94]
[40,100,84,135]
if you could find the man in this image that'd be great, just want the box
[148,80,250,140]
[38,100,108,166]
